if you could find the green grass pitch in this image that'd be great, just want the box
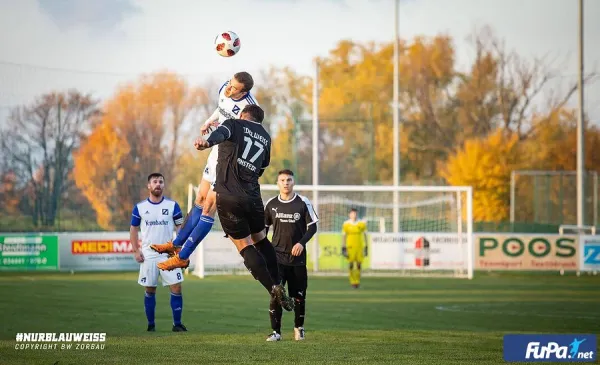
[0,271,598,364]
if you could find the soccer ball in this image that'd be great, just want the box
[214,31,241,57]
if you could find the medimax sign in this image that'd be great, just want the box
[72,240,133,254]
[475,234,578,271]
[59,232,139,271]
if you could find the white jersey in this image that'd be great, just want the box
[207,81,259,162]
[215,80,259,123]
[131,197,184,260]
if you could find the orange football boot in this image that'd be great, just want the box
[157,255,190,271]
[150,241,180,257]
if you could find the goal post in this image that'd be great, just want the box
[187,184,474,279]
[558,224,596,235]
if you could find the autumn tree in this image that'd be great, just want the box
[442,130,522,222]
[511,108,600,225]
[252,66,312,183]
[0,170,19,214]
[395,35,462,181]
[259,119,296,185]
[457,26,597,139]
[454,37,500,140]
[254,66,311,131]
[0,152,19,215]
[1,91,100,228]
[303,40,397,184]
[252,38,461,185]
[284,28,597,188]
[74,72,211,230]
[289,36,461,184]
[73,123,130,229]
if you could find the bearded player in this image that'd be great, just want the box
[151,72,259,270]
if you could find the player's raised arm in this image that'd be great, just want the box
[130,205,143,263]
[201,108,220,132]
[194,120,232,150]
[201,119,234,148]
[200,79,229,131]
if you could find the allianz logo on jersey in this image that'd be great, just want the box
[274,212,301,221]
[145,219,170,226]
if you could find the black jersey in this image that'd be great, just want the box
[265,193,319,266]
[210,118,271,198]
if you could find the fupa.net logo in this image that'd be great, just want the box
[504,334,597,362]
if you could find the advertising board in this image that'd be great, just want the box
[475,234,578,271]
[0,235,59,271]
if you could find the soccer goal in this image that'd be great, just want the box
[558,224,596,235]
[187,184,474,279]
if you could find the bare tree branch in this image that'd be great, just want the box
[3,91,99,227]
[465,26,598,142]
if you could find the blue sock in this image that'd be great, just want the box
[179,215,214,260]
[144,292,156,325]
[170,292,183,326]
[173,204,203,247]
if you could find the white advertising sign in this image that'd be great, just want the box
[369,233,468,270]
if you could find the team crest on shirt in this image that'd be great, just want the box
[162,209,168,215]
[232,105,240,115]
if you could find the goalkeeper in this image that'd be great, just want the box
[341,208,368,288]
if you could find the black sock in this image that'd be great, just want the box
[269,296,282,333]
[254,238,280,285]
[294,297,305,328]
[240,245,274,293]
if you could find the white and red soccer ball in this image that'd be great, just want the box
[214,31,241,57]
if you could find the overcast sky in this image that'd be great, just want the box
[0,0,598,121]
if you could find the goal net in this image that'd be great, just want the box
[187,184,473,279]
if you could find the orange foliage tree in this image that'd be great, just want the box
[73,123,130,229]
[0,170,19,214]
[512,108,600,224]
[74,72,211,230]
[442,130,522,222]
[259,119,296,185]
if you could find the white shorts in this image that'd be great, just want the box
[202,148,218,187]
[137,256,184,287]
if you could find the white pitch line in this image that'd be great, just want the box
[435,304,600,320]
